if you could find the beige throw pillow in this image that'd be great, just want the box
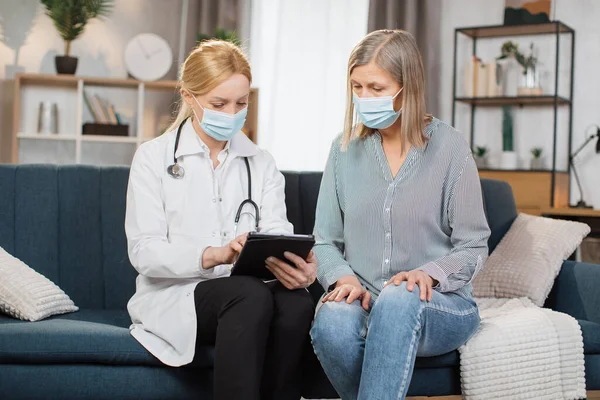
[0,247,78,321]
[473,213,590,306]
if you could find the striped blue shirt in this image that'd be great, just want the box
[313,118,491,298]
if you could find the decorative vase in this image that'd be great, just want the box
[500,151,519,170]
[530,157,545,170]
[498,56,520,97]
[475,156,487,169]
[518,65,542,96]
[55,56,78,75]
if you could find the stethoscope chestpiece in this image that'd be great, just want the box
[167,163,185,179]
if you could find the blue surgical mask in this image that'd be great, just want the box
[353,87,403,129]
[189,93,247,141]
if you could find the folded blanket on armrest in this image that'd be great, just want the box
[459,297,585,400]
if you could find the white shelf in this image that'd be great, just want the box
[81,135,138,144]
[18,133,76,141]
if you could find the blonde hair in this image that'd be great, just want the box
[342,29,432,149]
[167,40,252,132]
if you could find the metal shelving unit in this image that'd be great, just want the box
[452,21,576,208]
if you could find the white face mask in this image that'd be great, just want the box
[189,92,248,141]
[352,87,403,129]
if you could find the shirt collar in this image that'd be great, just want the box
[174,118,259,159]
[371,117,439,150]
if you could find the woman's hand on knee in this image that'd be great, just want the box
[384,270,436,302]
[322,275,371,311]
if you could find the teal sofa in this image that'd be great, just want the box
[0,164,599,399]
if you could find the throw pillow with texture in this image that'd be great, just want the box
[473,213,590,306]
[0,247,78,321]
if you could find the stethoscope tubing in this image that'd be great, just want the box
[168,117,260,235]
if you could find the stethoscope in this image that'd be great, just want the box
[167,117,260,236]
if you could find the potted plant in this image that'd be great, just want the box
[197,28,241,45]
[501,106,518,169]
[497,41,541,96]
[40,0,114,75]
[531,147,544,170]
[472,146,489,169]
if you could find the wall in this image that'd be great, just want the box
[0,0,185,80]
[0,0,198,163]
[439,0,600,207]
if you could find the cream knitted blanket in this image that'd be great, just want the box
[459,297,586,400]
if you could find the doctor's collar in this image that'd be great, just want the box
[174,118,259,159]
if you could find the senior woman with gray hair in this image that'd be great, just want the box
[310,29,491,400]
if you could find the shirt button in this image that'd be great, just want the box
[212,198,216,203]
[386,232,391,238]
[385,208,391,213]
[385,259,390,264]
[219,197,223,202]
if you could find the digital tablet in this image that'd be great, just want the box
[230,232,315,280]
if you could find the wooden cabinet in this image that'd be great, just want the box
[478,170,569,215]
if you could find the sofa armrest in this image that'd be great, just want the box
[545,260,600,324]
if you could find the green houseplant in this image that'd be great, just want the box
[472,146,489,169]
[40,0,114,74]
[501,106,518,169]
[197,28,241,46]
[497,41,541,95]
[530,147,544,170]
[497,41,537,72]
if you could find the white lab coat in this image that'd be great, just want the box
[125,119,293,366]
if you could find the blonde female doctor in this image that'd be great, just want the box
[125,40,317,400]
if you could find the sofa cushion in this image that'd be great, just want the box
[0,309,213,367]
[480,179,518,253]
[474,213,590,306]
[580,319,600,355]
[298,172,323,234]
[282,172,303,234]
[415,351,459,368]
[0,246,78,321]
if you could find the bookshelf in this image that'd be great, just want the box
[6,73,259,165]
[452,21,575,211]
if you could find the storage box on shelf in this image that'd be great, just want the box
[452,21,575,214]
[6,73,259,166]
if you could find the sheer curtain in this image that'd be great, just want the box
[249,0,369,171]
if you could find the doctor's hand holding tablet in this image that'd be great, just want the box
[202,230,317,290]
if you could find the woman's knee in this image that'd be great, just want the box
[310,301,367,351]
[371,282,424,318]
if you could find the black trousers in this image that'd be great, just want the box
[193,276,314,400]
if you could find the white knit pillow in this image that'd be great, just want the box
[0,247,78,321]
[473,213,590,306]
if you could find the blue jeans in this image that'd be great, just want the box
[310,282,480,400]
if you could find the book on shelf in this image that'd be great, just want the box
[94,95,111,123]
[464,57,497,97]
[83,90,102,122]
[83,90,121,124]
[105,102,119,124]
